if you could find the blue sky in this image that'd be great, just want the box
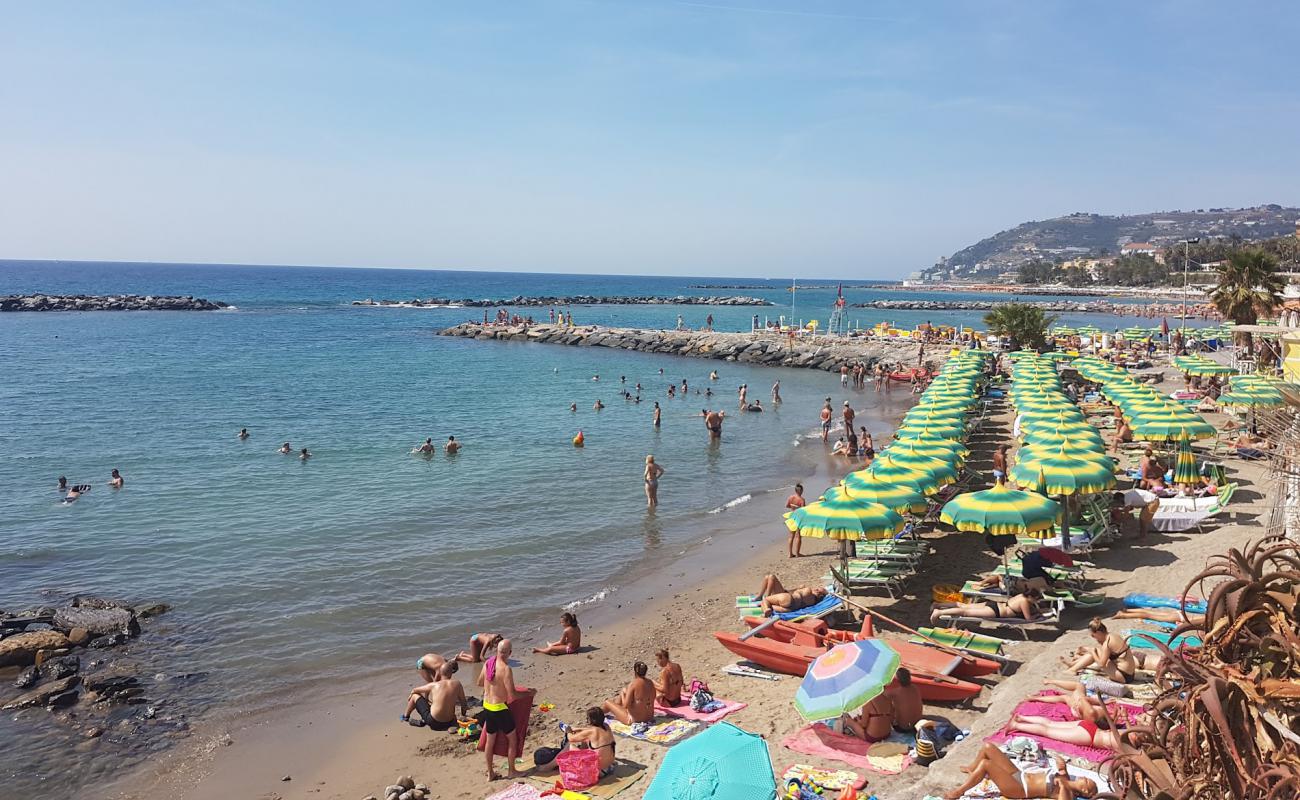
[2,1,1297,278]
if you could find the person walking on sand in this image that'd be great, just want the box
[478,639,529,781]
[704,409,723,440]
[820,399,833,443]
[772,380,781,403]
[653,402,661,428]
[652,648,684,706]
[992,445,1008,485]
[786,484,807,557]
[601,661,655,725]
[644,455,665,507]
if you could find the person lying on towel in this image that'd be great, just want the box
[760,585,828,616]
[930,589,1042,624]
[943,747,1098,799]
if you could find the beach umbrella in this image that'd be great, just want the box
[1010,454,1116,496]
[864,458,947,495]
[1129,415,1215,441]
[1184,362,1235,377]
[1019,420,1098,441]
[642,722,777,800]
[884,440,967,465]
[892,434,970,459]
[894,421,966,441]
[1219,388,1284,408]
[1017,409,1086,425]
[794,640,900,722]
[939,483,1061,535]
[784,497,905,542]
[1173,432,1199,487]
[834,477,928,515]
[1018,440,1112,463]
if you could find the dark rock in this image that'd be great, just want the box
[88,632,128,649]
[24,622,52,632]
[47,688,80,708]
[132,603,170,618]
[0,294,226,312]
[84,674,140,698]
[2,675,81,709]
[72,596,126,610]
[14,666,40,689]
[54,606,139,637]
[41,655,80,680]
[84,725,105,738]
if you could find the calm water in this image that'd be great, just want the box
[0,261,1211,792]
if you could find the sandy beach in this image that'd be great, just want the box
[99,345,1276,800]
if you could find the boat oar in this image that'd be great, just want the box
[738,616,780,642]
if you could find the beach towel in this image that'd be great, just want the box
[484,783,544,800]
[1122,592,1207,614]
[985,700,1115,762]
[781,723,914,774]
[1126,629,1202,650]
[654,698,747,723]
[771,593,842,621]
[606,716,699,745]
[477,685,533,758]
[525,762,646,799]
[780,764,867,791]
[930,763,1111,800]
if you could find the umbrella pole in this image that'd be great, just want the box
[1060,495,1071,551]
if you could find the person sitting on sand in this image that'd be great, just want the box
[417,438,435,454]
[1111,416,1133,452]
[445,435,461,454]
[832,436,851,456]
[456,632,504,663]
[533,612,581,655]
[402,663,468,730]
[1112,607,1205,626]
[279,442,293,454]
[416,653,457,683]
[651,648,684,706]
[1137,448,1163,490]
[930,589,1041,624]
[1006,712,1135,752]
[1061,618,1160,682]
[887,668,923,731]
[841,693,893,743]
[601,661,655,725]
[943,747,1098,800]
[535,707,617,779]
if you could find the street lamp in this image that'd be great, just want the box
[1181,238,1200,338]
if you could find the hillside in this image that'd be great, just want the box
[924,205,1300,280]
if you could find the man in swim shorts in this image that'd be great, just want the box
[704,409,723,439]
[417,438,435,454]
[820,399,833,442]
[402,663,467,730]
[478,639,529,780]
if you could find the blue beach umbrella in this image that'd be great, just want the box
[795,639,901,721]
[642,722,777,800]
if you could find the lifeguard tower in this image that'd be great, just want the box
[827,284,849,336]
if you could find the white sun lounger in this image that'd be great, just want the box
[942,608,1060,639]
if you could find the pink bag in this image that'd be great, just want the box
[556,748,601,789]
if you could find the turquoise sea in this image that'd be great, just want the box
[0,261,1209,792]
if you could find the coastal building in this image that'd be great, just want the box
[1121,242,1159,257]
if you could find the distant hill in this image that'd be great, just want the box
[923,205,1300,280]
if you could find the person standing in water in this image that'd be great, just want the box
[644,455,664,507]
[652,402,661,427]
[445,436,461,454]
[771,380,781,403]
[108,469,124,489]
[417,438,435,454]
[299,447,311,460]
[842,401,855,434]
[279,442,292,454]
[737,384,748,410]
[238,428,250,440]
[704,409,723,440]
[820,399,833,443]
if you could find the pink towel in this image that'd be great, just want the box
[985,700,1116,763]
[654,698,747,723]
[780,723,913,775]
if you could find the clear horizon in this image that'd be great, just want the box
[2,1,1298,279]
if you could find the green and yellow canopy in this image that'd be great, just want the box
[939,483,1061,536]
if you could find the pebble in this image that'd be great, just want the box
[281,775,292,781]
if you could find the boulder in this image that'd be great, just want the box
[54,606,138,637]
[88,632,128,649]
[132,603,170,619]
[41,655,81,680]
[2,675,80,709]
[0,630,70,667]
[14,666,40,689]
[67,628,91,646]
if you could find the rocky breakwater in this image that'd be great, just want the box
[0,294,227,312]
[439,322,918,372]
[851,298,1112,312]
[0,596,178,741]
[355,294,772,307]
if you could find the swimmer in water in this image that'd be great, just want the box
[747,400,763,412]
[57,476,68,492]
[238,428,250,440]
[592,375,599,381]
[279,442,292,454]
[63,484,91,503]
[709,370,718,380]
[300,447,311,460]
[417,438,435,454]
[445,436,460,454]
[593,399,605,410]
[772,380,781,403]
[705,387,713,397]
[570,402,578,412]
[108,469,124,489]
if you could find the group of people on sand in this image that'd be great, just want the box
[57,470,123,504]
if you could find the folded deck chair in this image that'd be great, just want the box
[829,564,906,599]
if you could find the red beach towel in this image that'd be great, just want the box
[781,723,913,774]
[653,698,747,723]
[477,686,534,758]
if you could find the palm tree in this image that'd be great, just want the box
[1210,249,1285,351]
[983,304,1057,351]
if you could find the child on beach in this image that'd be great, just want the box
[533,612,581,655]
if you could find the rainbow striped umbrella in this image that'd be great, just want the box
[939,483,1061,535]
[1173,431,1199,486]
[1010,454,1116,496]
[834,477,928,515]
[795,640,900,721]
[784,497,904,542]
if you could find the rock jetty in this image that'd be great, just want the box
[355,294,772,308]
[851,299,1113,312]
[439,322,925,373]
[0,294,227,312]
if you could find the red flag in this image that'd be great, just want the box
[1161,317,1169,335]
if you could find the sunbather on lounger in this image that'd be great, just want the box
[1112,607,1205,625]
[762,585,828,616]
[930,590,1041,624]
[1006,713,1135,752]
[943,747,1097,800]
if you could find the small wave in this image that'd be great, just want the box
[563,588,613,612]
[708,494,752,514]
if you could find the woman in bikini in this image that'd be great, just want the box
[930,590,1041,625]
[756,574,827,616]
[536,707,618,779]
[943,748,1098,800]
[841,694,893,743]
[1006,712,1133,752]
[644,455,665,508]
[1112,607,1205,626]
[455,632,503,663]
[1063,618,1154,682]
[533,612,581,655]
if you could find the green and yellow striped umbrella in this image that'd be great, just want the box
[1018,440,1112,463]
[785,497,905,542]
[864,457,944,495]
[939,483,1061,536]
[895,421,966,441]
[1010,454,1116,496]
[881,450,962,483]
[834,476,929,515]
[892,434,970,459]
[1020,419,1097,440]
[1184,362,1235,377]
[1129,414,1215,441]
[1172,432,1199,486]
[1018,409,1086,425]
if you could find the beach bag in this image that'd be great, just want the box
[555,749,601,790]
[689,679,714,712]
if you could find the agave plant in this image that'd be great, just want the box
[1103,536,1300,799]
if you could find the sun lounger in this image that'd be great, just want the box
[1126,629,1202,650]
[960,581,1101,608]
[1122,592,1207,614]
[909,627,1009,661]
[829,564,906,599]
[942,608,1060,639]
